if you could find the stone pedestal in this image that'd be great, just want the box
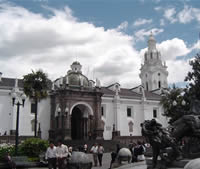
[112,131,120,139]
[94,129,104,140]
[184,158,200,169]
[67,152,92,169]
[63,129,71,140]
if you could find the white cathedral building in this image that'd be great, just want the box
[0,34,168,140]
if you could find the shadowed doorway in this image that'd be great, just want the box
[71,104,93,140]
[71,107,82,140]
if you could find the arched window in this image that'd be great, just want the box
[128,122,134,132]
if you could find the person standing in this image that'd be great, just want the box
[5,152,16,169]
[56,140,69,169]
[90,143,98,166]
[83,143,88,153]
[97,144,104,166]
[45,143,57,169]
[134,141,145,162]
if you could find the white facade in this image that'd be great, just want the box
[0,34,169,140]
[0,79,50,140]
[101,84,168,140]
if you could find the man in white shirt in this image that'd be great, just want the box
[56,140,69,169]
[90,143,98,166]
[45,143,57,169]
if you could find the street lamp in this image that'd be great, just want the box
[172,100,177,106]
[182,100,186,106]
[12,91,26,155]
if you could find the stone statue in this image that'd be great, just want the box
[141,119,182,169]
[142,99,200,168]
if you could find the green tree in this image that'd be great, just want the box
[185,53,200,101]
[23,70,49,137]
[160,85,189,123]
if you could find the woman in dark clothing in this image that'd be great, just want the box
[97,144,104,166]
[5,152,16,169]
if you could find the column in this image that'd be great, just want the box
[113,94,121,136]
[95,96,104,139]
[63,114,71,140]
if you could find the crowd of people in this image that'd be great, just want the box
[5,140,147,169]
[45,141,105,169]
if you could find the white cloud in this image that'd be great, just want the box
[116,21,128,31]
[156,38,192,84]
[133,18,152,26]
[164,8,177,23]
[177,5,200,24]
[0,4,195,88]
[159,5,200,24]
[177,5,194,24]
[167,59,191,84]
[134,28,164,41]
[157,38,191,60]
[0,4,141,87]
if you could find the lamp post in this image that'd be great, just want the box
[12,92,26,155]
[172,98,186,115]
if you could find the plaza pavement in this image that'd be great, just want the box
[29,153,183,169]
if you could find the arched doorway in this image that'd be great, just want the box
[71,103,93,140]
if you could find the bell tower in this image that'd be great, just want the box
[140,33,168,91]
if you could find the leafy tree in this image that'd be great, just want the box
[161,53,200,123]
[160,85,189,123]
[23,70,49,137]
[185,53,200,101]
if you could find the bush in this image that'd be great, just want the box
[0,143,15,161]
[19,138,48,157]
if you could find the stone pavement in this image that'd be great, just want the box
[28,153,183,169]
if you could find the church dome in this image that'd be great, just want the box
[53,61,92,88]
[67,72,89,87]
[65,61,89,87]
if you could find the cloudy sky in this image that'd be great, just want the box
[0,0,200,88]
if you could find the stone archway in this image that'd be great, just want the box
[70,103,93,140]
